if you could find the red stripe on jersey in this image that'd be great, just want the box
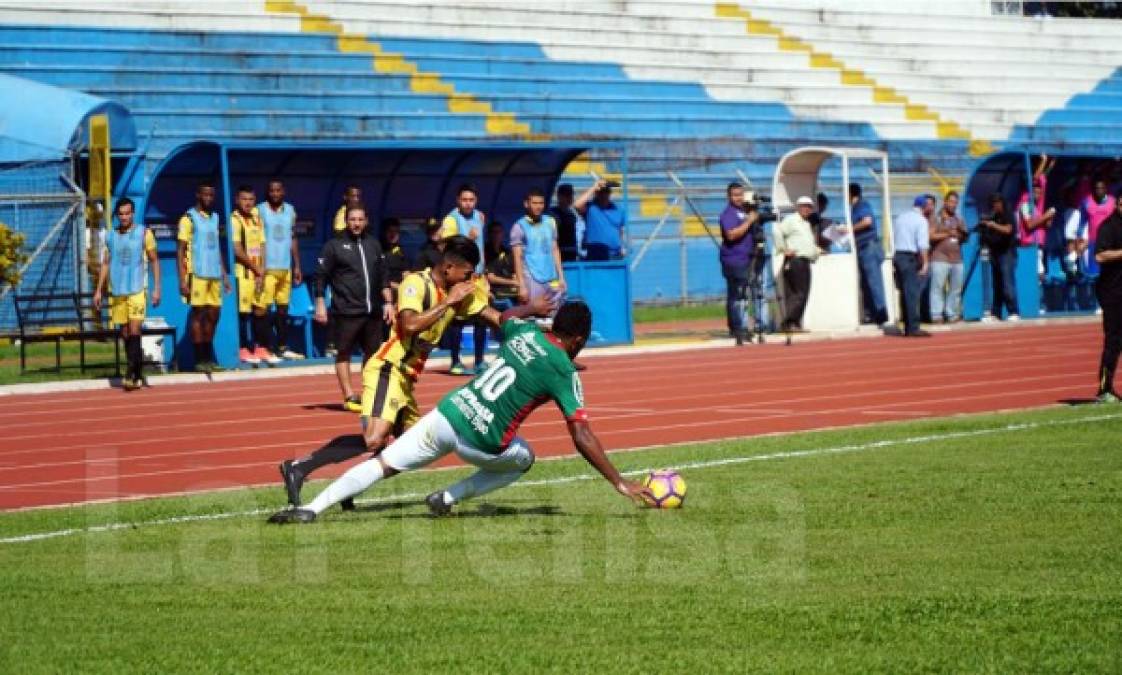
[500,395,549,448]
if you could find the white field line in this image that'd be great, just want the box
[1,411,1118,545]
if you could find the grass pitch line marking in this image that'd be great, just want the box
[2,411,1118,546]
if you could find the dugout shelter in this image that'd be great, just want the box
[134,141,632,369]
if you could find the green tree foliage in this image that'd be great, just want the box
[0,220,28,289]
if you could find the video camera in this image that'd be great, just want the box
[743,191,777,225]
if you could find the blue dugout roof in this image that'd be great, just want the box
[0,74,136,163]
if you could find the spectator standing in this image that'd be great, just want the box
[1093,194,1122,403]
[980,193,1020,321]
[313,205,393,413]
[1083,179,1116,277]
[379,217,409,293]
[581,179,626,260]
[549,183,586,262]
[846,183,889,326]
[231,185,278,366]
[176,181,231,373]
[1062,184,1088,276]
[258,179,304,360]
[1018,176,1057,281]
[928,191,968,323]
[484,220,519,345]
[718,182,756,345]
[415,217,445,271]
[511,188,567,314]
[441,184,487,375]
[773,196,819,332]
[332,184,363,236]
[892,195,932,337]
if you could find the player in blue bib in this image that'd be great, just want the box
[269,301,654,523]
[93,197,161,390]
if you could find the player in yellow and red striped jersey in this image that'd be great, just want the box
[278,235,553,508]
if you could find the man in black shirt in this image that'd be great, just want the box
[1093,194,1122,403]
[549,183,583,262]
[415,217,444,271]
[314,205,394,412]
[979,194,1019,321]
[379,217,409,290]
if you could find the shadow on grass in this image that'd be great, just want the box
[383,503,566,520]
[1059,397,1102,406]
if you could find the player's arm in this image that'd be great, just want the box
[145,231,161,307]
[851,214,874,233]
[176,216,190,296]
[312,240,336,323]
[567,420,653,505]
[511,243,529,303]
[92,246,110,310]
[290,232,303,285]
[477,294,554,329]
[231,219,261,276]
[396,279,476,339]
[1095,230,1122,264]
[551,234,567,292]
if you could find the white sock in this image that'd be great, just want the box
[304,459,385,514]
[445,470,522,504]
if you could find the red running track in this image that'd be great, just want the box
[0,321,1104,510]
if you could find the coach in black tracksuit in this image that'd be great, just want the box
[314,205,394,412]
[1094,195,1122,402]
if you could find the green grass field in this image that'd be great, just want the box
[632,302,723,324]
[0,340,121,384]
[2,405,1120,673]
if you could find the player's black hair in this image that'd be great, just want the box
[456,183,478,198]
[525,187,545,200]
[848,182,862,198]
[114,196,135,214]
[196,179,215,191]
[556,183,574,196]
[552,301,592,343]
[236,184,254,195]
[944,190,959,201]
[726,182,743,197]
[344,183,361,193]
[441,234,481,269]
[267,177,284,188]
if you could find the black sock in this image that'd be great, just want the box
[127,335,142,380]
[294,435,367,474]
[238,313,250,350]
[1100,361,1117,396]
[274,312,287,351]
[253,314,273,353]
[205,342,217,364]
[194,342,207,365]
[474,322,486,365]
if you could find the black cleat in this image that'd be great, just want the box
[425,490,453,517]
[279,460,305,507]
[340,497,356,511]
[267,507,316,524]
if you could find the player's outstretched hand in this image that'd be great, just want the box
[447,280,476,305]
[616,480,656,507]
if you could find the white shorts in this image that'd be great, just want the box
[380,409,535,474]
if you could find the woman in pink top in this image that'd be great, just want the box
[1084,179,1116,276]
[1017,155,1056,278]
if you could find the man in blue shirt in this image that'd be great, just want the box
[892,195,933,337]
[847,183,889,326]
[718,182,758,345]
[582,180,626,261]
[511,187,567,315]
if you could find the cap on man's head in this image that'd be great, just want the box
[557,183,574,196]
[796,196,815,206]
[914,194,930,208]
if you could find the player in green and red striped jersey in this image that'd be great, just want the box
[268,301,653,523]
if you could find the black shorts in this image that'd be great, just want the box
[333,313,382,361]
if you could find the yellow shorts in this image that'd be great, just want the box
[190,276,222,307]
[361,359,419,432]
[237,272,257,314]
[253,270,292,309]
[109,291,146,326]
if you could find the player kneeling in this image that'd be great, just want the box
[268,301,652,523]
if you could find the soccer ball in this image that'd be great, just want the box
[643,470,686,509]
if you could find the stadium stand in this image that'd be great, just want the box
[1,0,1121,310]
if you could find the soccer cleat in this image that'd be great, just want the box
[449,362,467,376]
[325,346,338,358]
[239,348,260,365]
[122,378,141,392]
[267,508,316,524]
[279,348,304,360]
[342,395,363,413]
[1096,392,1120,404]
[279,460,306,506]
[256,347,281,366]
[340,497,356,511]
[1006,314,1021,322]
[425,490,454,517]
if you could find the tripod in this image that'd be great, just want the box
[741,246,770,345]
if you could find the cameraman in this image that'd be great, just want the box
[719,182,759,345]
